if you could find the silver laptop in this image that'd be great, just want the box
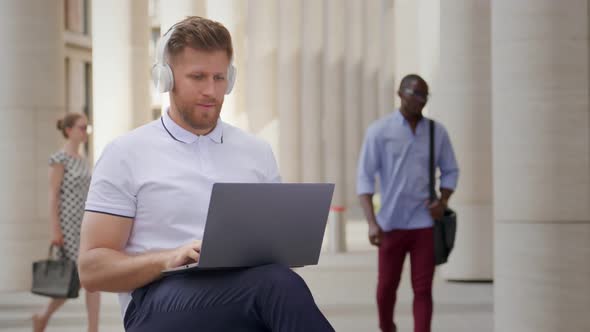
[162,183,335,275]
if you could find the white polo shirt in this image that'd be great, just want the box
[85,111,281,316]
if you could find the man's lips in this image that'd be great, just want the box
[197,103,215,108]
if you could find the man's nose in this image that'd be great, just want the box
[201,78,216,96]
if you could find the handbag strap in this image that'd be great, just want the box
[48,244,65,260]
[429,119,437,201]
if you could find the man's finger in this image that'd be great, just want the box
[186,249,200,261]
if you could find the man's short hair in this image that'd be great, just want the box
[399,74,427,90]
[167,16,233,60]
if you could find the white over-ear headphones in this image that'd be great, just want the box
[151,25,236,95]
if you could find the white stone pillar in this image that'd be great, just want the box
[0,0,65,291]
[393,0,440,111]
[344,0,364,207]
[492,1,590,331]
[246,0,278,154]
[301,0,323,183]
[362,0,381,131]
[379,0,395,118]
[92,0,150,157]
[437,0,493,280]
[160,0,207,32]
[323,0,346,252]
[67,59,87,115]
[277,0,301,182]
[228,0,248,130]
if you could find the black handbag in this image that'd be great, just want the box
[31,245,80,299]
[429,119,457,266]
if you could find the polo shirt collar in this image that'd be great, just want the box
[162,108,223,144]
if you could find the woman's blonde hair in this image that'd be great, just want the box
[56,113,84,138]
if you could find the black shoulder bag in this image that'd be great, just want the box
[429,119,457,266]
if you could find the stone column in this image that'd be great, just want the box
[379,0,395,118]
[437,0,493,280]
[0,0,65,290]
[393,0,440,111]
[492,1,590,331]
[160,0,207,31]
[362,0,381,131]
[323,0,346,251]
[277,0,301,182]
[92,0,150,157]
[344,0,364,207]
[300,0,323,183]
[246,0,278,154]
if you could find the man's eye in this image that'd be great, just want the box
[191,75,205,80]
[214,76,225,81]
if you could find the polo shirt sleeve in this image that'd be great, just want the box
[263,143,282,183]
[85,141,137,218]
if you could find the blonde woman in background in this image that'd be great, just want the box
[32,113,100,332]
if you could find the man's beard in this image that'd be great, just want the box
[177,103,221,131]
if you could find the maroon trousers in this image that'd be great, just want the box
[377,227,435,332]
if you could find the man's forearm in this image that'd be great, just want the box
[78,248,170,293]
[359,194,377,225]
[440,188,454,205]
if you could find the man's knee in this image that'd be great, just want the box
[412,286,432,300]
[251,264,307,291]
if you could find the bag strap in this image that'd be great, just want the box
[429,119,437,201]
[48,244,65,259]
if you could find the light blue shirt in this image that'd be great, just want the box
[357,110,459,231]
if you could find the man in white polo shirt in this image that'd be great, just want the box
[78,16,334,332]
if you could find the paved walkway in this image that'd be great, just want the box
[0,221,493,331]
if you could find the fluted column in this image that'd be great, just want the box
[437,0,493,280]
[300,0,323,182]
[492,1,590,331]
[393,0,440,110]
[92,0,150,157]
[344,0,364,207]
[362,0,381,131]
[277,0,301,182]
[0,0,65,290]
[160,0,207,31]
[323,0,346,251]
[379,0,395,118]
[246,0,278,153]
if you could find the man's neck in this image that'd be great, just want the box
[399,107,423,128]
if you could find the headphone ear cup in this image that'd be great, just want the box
[151,64,163,92]
[162,64,174,92]
[225,64,236,95]
[151,63,174,93]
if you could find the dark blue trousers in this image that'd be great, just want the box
[124,264,334,331]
